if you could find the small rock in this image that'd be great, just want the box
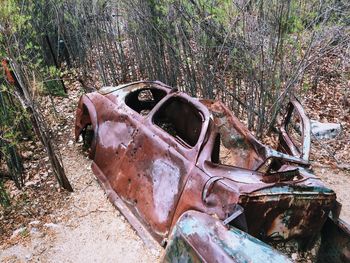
[77,135,83,143]
[11,227,27,238]
[30,227,45,239]
[30,227,39,234]
[311,120,341,139]
[29,220,40,226]
[22,151,33,159]
[42,172,49,179]
[68,140,74,146]
[25,254,32,261]
[291,253,298,261]
[44,223,60,229]
[150,249,159,257]
[117,224,126,232]
[25,181,38,187]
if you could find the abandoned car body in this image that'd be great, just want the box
[75,81,349,262]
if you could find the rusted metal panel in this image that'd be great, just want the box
[279,98,311,161]
[91,161,161,251]
[163,210,291,263]
[239,185,335,241]
[317,217,350,263]
[74,80,346,261]
[192,99,336,242]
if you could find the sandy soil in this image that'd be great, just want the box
[314,166,350,222]
[0,86,162,263]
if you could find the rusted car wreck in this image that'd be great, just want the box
[75,81,350,262]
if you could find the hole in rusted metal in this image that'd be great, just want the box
[125,87,166,115]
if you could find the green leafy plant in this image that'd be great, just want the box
[43,66,67,96]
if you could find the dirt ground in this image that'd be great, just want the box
[301,53,350,223]
[314,166,350,222]
[0,84,162,262]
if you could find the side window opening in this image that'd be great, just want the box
[211,131,255,168]
[153,97,202,147]
[125,88,166,116]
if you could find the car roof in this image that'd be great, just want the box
[98,80,173,95]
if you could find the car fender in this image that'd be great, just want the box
[163,210,291,263]
[75,94,98,158]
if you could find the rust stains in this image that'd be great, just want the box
[75,81,344,261]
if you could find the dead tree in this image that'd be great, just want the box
[7,60,73,192]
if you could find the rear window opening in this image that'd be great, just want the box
[153,97,203,147]
[125,88,167,116]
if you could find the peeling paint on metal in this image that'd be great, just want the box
[152,159,180,223]
[75,81,343,262]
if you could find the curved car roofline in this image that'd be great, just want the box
[98,80,173,95]
[98,80,211,125]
